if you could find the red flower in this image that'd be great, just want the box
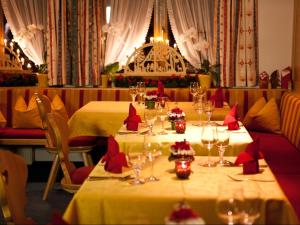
[171,107,183,114]
[169,208,199,222]
[172,140,190,151]
[146,90,158,96]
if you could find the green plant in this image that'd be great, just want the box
[103,62,119,75]
[198,59,221,87]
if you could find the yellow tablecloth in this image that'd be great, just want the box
[68,101,230,138]
[115,121,252,156]
[63,156,298,225]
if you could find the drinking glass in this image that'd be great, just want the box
[144,108,157,136]
[216,127,231,166]
[216,182,244,225]
[126,149,146,185]
[137,81,146,104]
[204,100,214,123]
[241,180,262,225]
[129,85,137,104]
[193,98,204,126]
[156,104,168,135]
[189,82,199,104]
[201,123,217,167]
[143,135,162,182]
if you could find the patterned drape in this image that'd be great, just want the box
[214,0,258,87]
[47,0,102,87]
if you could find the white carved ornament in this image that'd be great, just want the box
[0,44,23,70]
[124,42,186,76]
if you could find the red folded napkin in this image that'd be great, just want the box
[281,66,292,89]
[101,135,128,174]
[234,138,263,174]
[123,103,142,131]
[223,103,239,130]
[157,80,164,97]
[211,87,224,108]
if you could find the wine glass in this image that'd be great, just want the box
[201,123,217,167]
[216,182,244,225]
[144,108,157,136]
[156,103,168,135]
[129,85,137,104]
[137,81,146,104]
[216,127,231,166]
[204,100,214,123]
[126,149,146,185]
[241,180,262,225]
[193,98,204,126]
[143,135,162,182]
[189,82,199,104]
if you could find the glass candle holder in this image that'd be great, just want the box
[175,159,191,179]
[175,119,186,134]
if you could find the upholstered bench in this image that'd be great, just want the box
[245,92,300,220]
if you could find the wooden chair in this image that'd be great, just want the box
[34,93,94,200]
[46,112,94,193]
[0,150,35,225]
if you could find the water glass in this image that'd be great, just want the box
[204,100,214,123]
[216,127,231,166]
[137,81,146,104]
[189,82,199,103]
[129,85,137,104]
[127,150,146,185]
[156,104,168,135]
[144,108,157,136]
[201,123,217,167]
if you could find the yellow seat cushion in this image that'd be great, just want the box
[51,95,69,121]
[249,98,281,134]
[13,96,43,129]
[0,111,7,128]
[243,97,266,129]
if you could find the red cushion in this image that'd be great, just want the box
[249,131,300,174]
[68,136,98,147]
[275,175,300,221]
[0,127,45,139]
[70,166,94,184]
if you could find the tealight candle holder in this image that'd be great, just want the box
[175,119,186,134]
[175,159,191,179]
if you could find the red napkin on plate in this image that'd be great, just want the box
[123,103,142,131]
[158,80,165,97]
[223,103,239,130]
[101,135,128,174]
[234,138,263,174]
[211,87,224,108]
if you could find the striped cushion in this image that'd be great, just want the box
[280,92,300,150]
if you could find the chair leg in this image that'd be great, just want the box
[82,152,93,166]
[42,154,60,201]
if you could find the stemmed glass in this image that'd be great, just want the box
[126,149,146,185]
[143,135,162,182]
[144,108,157,136]
[137,81,146,105]
[201,123,217,167]
[204,100,214,123]
[216,127,231,166]
[193,97,204,126]
[189,82,199,104]
[129,85,137,104]
[216,182,244,225]
[156,103,168,135]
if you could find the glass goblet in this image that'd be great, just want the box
[193,99,204,127]
[143,135,162,182]
[204,100,215,123]
[144,108,157,136]
[137,81,146,105]
[201,123,217,167]
[216,127,232,167]
[126,150,146,185]
[129,85,137,104]
[156,104,168,135]
[189,82,199,104]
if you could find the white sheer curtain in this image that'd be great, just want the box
[104,0,154,67]
[167,0,214,68]
[1,0,47,65]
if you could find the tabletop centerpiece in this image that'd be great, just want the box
[169,139,195,162]
[168,107,186,130]
[145,90,158,109]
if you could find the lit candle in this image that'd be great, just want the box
[20,57,25,65]
[175,119,186,134]
[174,43,177,49]
[10,42,13,50]
[165,39,169,45]
[150,37,154,43]
[16,49,20,55]
[4,39,7,46]
[27,63,31,69]
[175,159,191,179]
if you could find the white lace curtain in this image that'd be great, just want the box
[104,0,154,67]
[167,0,214,68]
[1,0,47,65]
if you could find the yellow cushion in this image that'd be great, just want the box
[243,97,266,129]
[51,95,69,121]
[13,96,43,129]
[251,98,281,134]
[0,111,7,127]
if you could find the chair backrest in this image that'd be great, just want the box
[46,112,76,185]
[34,93,52,129]
[0,151,34,225]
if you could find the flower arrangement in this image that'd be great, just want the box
[259,71,269,89]
[165,201,205,225]
[145,90,158,109]
[168,107,185,122]
[169,139,195,161]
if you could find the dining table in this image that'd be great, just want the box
[63,156,298,225]
[67,101,231,138]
